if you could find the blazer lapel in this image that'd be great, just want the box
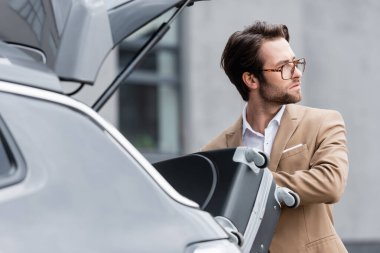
[226,117,243,148]
[268,104,302,172]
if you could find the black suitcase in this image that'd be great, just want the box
[154,147,299,253]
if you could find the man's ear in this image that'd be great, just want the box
[242,72,259,90]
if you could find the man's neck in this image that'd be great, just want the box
[246,102,283,134]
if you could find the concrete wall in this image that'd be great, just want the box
[183,0,380,242]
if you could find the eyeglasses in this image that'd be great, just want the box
[261,58,306,80]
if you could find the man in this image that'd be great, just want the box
[202,21,348,253]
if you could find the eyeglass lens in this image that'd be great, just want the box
[282,59,305,79]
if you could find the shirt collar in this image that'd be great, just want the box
[242,104,254,135]
[242,104,286,135]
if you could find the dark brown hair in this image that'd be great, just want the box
[221,21,290,101]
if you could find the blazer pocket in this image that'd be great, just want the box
[278,144,309,173]
[306,235,341,253]
[281,144,308,160]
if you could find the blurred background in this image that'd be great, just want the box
[75,0,380,251]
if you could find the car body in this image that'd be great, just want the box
[0,0,241,252]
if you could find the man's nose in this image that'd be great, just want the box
[292,66,302,78]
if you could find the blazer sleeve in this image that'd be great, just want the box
[273,110,349,205]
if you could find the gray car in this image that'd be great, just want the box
[0,0,241,252]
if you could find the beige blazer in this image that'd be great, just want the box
[202,104,349,253]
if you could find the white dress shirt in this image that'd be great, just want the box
[242,104,286,157]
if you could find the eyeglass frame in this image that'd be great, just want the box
[261,58,306,80]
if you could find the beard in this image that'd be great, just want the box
[259,79,302,105]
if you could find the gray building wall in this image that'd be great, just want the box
[183,0,380,244]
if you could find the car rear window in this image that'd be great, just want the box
[0,115,26,188]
